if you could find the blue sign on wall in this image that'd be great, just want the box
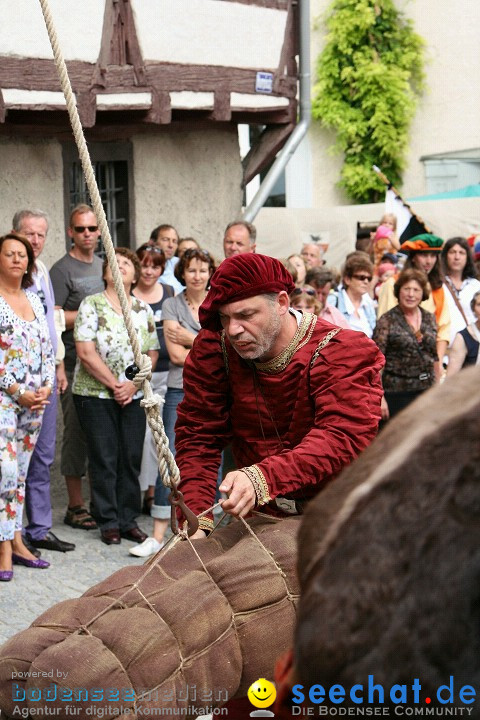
[255,72,273,94]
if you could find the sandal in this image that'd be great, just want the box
[63,505,97,531]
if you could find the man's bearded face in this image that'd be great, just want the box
[218,294,282,361]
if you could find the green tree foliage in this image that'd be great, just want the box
[312,0,425,202]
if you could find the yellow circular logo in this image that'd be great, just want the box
[247,678,277,709]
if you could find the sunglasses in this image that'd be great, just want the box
[352,274,373,282]
[291,287,316,297]
[143,246,165,255]
[73,226,98,233]
[183,248,210,260]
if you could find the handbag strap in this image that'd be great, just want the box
[445,278,469,326]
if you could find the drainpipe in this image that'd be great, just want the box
[243,0,311,222]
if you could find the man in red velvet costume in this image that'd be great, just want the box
[175,253,384,537]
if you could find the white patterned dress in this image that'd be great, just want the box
[0,291,55,541]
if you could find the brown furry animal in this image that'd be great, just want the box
[295,366,480,709]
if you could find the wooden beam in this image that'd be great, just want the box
[273,0,297,94]
[0,58,297,99]
[0,59,89,92]
[146,90,171,125]
[93,0,146,88]
[210,92,232,122]
[0,89,5,123]
[242,122,295,186]
[216,0,289,8]
[145,63,297,97]
[77,92,97,128]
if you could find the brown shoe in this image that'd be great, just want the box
[101,529,121,545]
[120,527,148,543]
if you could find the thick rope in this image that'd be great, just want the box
[38,0,179,490]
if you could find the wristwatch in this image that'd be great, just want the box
[11,385,26,401]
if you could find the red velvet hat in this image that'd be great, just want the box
[199,253,295,330]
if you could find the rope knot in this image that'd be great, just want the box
[131,354,152,388]
[141,393,165,410]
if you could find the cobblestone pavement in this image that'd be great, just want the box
[0,441,156,647]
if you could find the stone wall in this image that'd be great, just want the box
[0,138,65,267]
[0,127,243,268]
[133,127,243,261]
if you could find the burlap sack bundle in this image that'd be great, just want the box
[295,366,480,705]
[0,514,300,719]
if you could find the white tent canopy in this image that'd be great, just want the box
[254,197,480,269]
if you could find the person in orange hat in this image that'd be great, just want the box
[377,234,450,379]
[174,253,384,536]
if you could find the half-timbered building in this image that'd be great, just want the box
[0,0,298,262]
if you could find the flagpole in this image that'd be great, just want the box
[373,165,432,234]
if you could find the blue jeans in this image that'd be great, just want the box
[73,395,145,532]
[162,388,184,456]
[152,388,184,518]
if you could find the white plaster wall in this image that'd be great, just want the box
[133,0,287,70]
[0,0,104,62]
[2,0,287,71]
[398,0,480,196]
[0,138,66,267]
[309,0,350,206]
[2,90,69,107]
[133,128,244,261]
[285,134,313,208]
[307,0,480,204]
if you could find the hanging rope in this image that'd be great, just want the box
[37,0,199,534]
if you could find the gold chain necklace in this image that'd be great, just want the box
[253,313,317,374]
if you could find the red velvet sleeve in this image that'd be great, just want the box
[174,329,232,525]
[254,330,385,500]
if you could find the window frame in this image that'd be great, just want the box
[62,141,135,252]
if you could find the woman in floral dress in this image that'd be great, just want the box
[0,233,54,581]
[72,248,159,547]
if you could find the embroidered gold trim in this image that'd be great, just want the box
[198,517,214,532]
[253,312,317,374]
[310,327,341,368]
[243,465,271,506]
[220,330,229,375]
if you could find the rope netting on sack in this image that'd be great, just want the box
[0,4,301,719]
[0,515,301,718]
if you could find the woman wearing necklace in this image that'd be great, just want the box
[72,248,159,546]
[162,248,216,452]
[373,268,437,422]
[446,291,480,376]
[0,233,54,580]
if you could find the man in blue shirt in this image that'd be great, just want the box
[151,224,184,294]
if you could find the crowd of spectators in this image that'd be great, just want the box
[1,204,479,577]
